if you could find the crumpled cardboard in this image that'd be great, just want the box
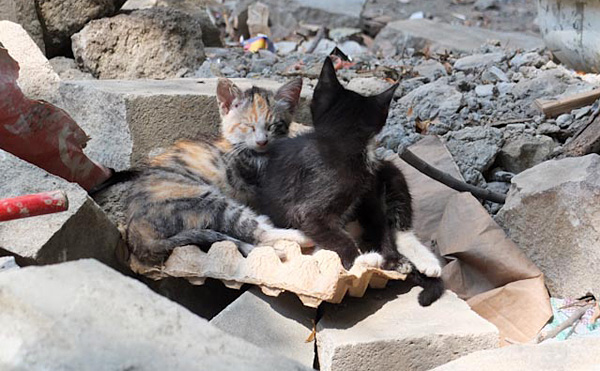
[129,240,405,308]
[437,193,552,345]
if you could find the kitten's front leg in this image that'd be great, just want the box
[254,215,315,247]
[302,219,361,270]
[395,230,442,277]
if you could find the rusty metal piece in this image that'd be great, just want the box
[0,190,68,222]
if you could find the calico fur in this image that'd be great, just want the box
[125,78,312,264]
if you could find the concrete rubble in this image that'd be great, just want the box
[211,288,316,367]
[434,338,600,371]
[0,150,122,270]
[497,154,600,298]
[0,0,44,51]
[316,285,499,371]
[0,259,309,370]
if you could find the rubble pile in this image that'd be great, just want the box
[2,0,600,370]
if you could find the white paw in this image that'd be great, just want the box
[353,252,384,269]
[260,228,314,248]
[413,255,442,277]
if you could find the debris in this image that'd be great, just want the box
[211,288,316,367]
[316,286,499,371]
[0,191,68,222]
[71,8,206,79]
[561,107,600,157]
[0,260,309,370]
[497,135,556,174]
[534,88,600,117]
[454,52,505,72]
[305,25,326,54]
[247,2,270,37]
[535,298,598,343]
[473,0,498,11]
[497,154,600,298]
[0,47,110,191]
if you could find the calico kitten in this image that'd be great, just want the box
[257,57,443,305]
[125,78,312,264]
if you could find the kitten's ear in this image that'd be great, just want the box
[315,57,342,91]
[274,78,303,113]
[217,78,243,116]
[375,83,399,110]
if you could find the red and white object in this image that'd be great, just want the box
[0,191,68,222]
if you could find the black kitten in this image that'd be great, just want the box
[257,57,444,306]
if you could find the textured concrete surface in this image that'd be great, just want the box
[211,287,317,367]
[317,283,499,371]
[0,0,44,50]
[0,260,310,370]
[59,78,313,170]
[434,338,600,371]
[0,150,122,270]
[497,154,600,298]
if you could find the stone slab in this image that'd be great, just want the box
[434,338,600,371]
[211,287,316,367]
[496,154,600,298]
[373,19,543,56]
[0,150,122,270]
[0,259,310,370]
[316,284,499,371]
[0,21,59,103]
[59,78,313,170]
[0,0,44,51]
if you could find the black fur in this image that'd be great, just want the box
[88,169,140,196]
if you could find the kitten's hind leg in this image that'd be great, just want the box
[395,230,442,278]
[165,228,255,257]
[254,215,315,248]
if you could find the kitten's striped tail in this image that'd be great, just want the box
[88,169,141,196]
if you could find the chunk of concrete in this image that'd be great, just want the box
[0,21,60,103]
[0,260,309,370]
[0,0,44,51]
[373,19,543,56]
[0,256,18,272]
[497,134,556,173]
[316,284,499,371]
[496,154,600,298]
[0,150,121,269]
[433,338,600,371]
[454,53,505,72]
[211,287,316,367]
[59,78,313,170]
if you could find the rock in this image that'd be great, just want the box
[211,288,316,367]
[0,0,45,51]
[303,38,337,55]
[0,256,18,272]
[536,122,561,135]
[48,56,94,80]
[275,41,298,55]
[454,53,505,72]
[473,0,498,10]
[510,52,545,68]
[496,154,600,298]
[71,8,206,79]
[572,106,592,120]
[0,260,309,370]
[433,338,600,371]
[0,150,122,270]
[556,113,573,128]
[0,21,60,103]
[475,84,495,97]
[339,40,368,56]
[122,0,222,47]
[481,66,508,83]
[511,69,570,103]
[496,81,515,95]
[58,78,313,170]
[373,19,543,57]
[346,77,393,96]
[414,59,447,81]
[329,27,362,42]
[37,0,119,57]
[497,135,555,173]
[398,81,463,120]
[316,284,499,371]
[443,126,503,184]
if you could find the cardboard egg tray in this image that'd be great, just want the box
[129,240,406,308]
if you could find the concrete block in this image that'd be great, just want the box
[373,19,543,56]
[497,154,600,298]
[434,338,600,371]
[0,256,18,272]
[316,284,499,371]
[59,78,313,170]
[0,0,45,51]
[211,287,317,367]
[0,21,59,103]
[0,259,310,370]
[0,150,122,270]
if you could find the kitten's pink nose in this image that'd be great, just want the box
[256,140,268,147]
